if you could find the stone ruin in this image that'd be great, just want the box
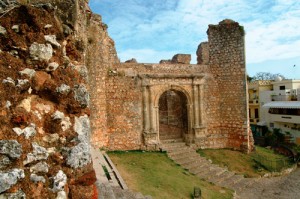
[0,0,254,198]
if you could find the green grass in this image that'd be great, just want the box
[197,146,291,177]
[108,151,233,199]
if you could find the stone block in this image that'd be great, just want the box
[0,140,22,159]
[171,54,191,64]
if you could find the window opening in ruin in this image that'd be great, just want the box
[280,86,286,90]
[158,90,188,141]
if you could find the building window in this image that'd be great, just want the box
[255,108,259,118]
[279,86,285,90]
[270,123,274,128]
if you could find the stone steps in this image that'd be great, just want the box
[160,142,187,152]
[159,133,182,140]
[91,147,152,199]
[163,141,257,196]
[170,151,199,162]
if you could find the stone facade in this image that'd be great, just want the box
[92,19,254,152]
[93,19,253,152]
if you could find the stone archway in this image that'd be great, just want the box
[158,90,188,142]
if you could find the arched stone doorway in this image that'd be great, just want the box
[158,90,188,142]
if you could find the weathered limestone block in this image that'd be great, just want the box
[30,161,49,173]
[46,62,59,71]
[56,84,71,95]
[30,173,46,183]
[0,25,7,35]
[0,140,22,159]
[65,142,91,169]
[43,133,60,143]
[72,65,89,81]
[171,54,191,64]
[17,96,32,112]
[5,101,11,109]
[74,114,90,142]
[51,170,67,192]
[19,68,36,79]
[0,169,25,193]
[13,123,36,139]
[2,77,15,86]
[23,143,49,165]
[11,24,19,33]
[0,156,11,169]
[44,35,61,48]
[73,84,89,108]
[0,190,26,199]
[29,42,53,61]
[16,79,30,91]
[196,42,209,64]
[52,111,72,131]
[56,191,67,199]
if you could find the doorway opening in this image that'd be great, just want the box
[158,90,188,142]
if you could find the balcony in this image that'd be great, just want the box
[270,114,300,124]
[271,95,299,101]
[249,99,259,105]
[250,118,259,124]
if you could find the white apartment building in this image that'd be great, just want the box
[260,79,300,144]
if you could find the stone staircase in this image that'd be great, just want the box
[160,139,258,195]
[91,147,152,199]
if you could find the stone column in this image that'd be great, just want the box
[142,86,149,133]
[193,84,200,128]
[199,84,204,126]
[149,86,156,133]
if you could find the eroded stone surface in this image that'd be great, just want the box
[13,123,36,139]
[0,25,7,35]
[2,77,15,86]
[74,115,90,142]
[46,62,59,71]
[44,35,61,48]
[56,84,70,95]
[0,140,22,159]
[0,156,11,169]
[23,143,48,165]
[0,190,26,199]
[73,84,89,108]
[0,169,25,193]
[65,142,91,169]
[29,42,53,61]
[52,111,72,131]
[30,161,49,173]
[51,170,67,192]
[30,173,46,183]
[19,68,36,79]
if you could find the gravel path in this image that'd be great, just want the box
[236,168,300,199]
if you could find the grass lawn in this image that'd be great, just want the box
[197,146,290,177]
[108,151,233,199]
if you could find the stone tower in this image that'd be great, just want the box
[207,19,253,152]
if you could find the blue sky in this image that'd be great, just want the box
[89,0,300,79]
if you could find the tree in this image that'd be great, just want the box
[250,72,285,81]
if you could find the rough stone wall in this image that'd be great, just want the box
[105,74,143,150]
[0,0,117,197]
[103,63,209,150]
[84,13,119,148]
[196,42,209,64]
[207,19,253,151]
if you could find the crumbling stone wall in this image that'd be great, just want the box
[207,19,254,151]
[99,20,253,152]
[0,0,117,197]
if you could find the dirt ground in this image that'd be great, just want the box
[237,168,300,199]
